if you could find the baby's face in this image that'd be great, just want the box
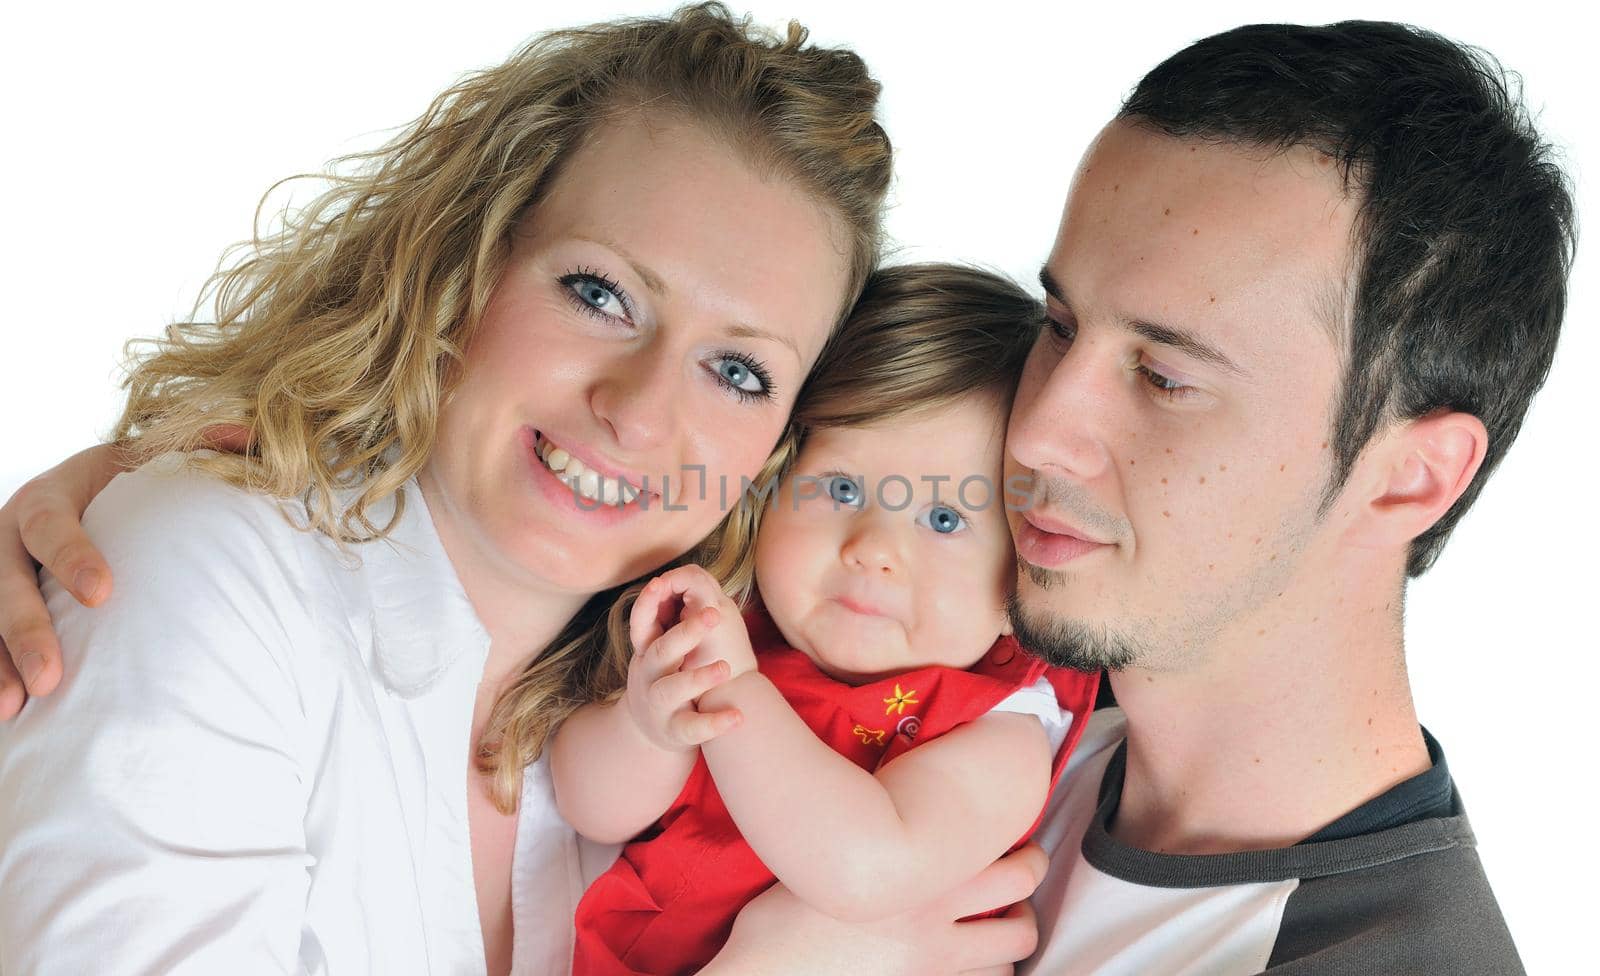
[754,397,1016,684]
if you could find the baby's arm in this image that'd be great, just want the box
[697,672,1052,923]
[549,567,756,845]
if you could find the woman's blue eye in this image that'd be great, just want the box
[715,357,763,394]
[825,475,863,507]
[575,281,621,313]
[709,353,775,403]
[559,272,629,321]
[917,504,966,535]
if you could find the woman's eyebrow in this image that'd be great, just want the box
[573,235,799,362]
[726,323,800,362]
[574,234,668,296]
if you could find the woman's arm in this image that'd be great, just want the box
[697,671,1052,923]
[549,566,754,844]
[698,845,1049,976]
[0,461,318,973]
[0,444,126,712]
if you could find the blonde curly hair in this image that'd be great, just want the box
[112,3,892,811]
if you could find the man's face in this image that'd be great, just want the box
[1005,120,1360,672]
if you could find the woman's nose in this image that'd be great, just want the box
[589,344,681,452]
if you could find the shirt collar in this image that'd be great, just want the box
[355,481,491,698]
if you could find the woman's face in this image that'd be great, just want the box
[425,115,851,598]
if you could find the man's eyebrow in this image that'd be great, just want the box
[1129,320,1245,376]
[1038,265,1066,304]
[1038,264,1245,376]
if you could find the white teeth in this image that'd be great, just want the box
[577,467,600,500]
[538,435,637,508]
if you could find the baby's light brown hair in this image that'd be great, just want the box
[791,262,1044,439]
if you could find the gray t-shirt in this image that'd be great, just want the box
[1024,709,1523,975]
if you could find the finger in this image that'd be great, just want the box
[17,503,111,607]
[629,577,678,656]
[667,705,742,746]
[0,542,64,698]
[641,612,716,679]
[951,901,1039,972]
[650,659,732,708]
[197,423,253,454]
[652,564,728,614]
[0,636,28,720]
[942,844,1049,920]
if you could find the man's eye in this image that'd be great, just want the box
[823,475,864,508]
[558,271,630,321]
[916,504,966,535]
[1044,314,1076,346]
[1133,362,1196,401]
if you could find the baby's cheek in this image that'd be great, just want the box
[926,571,1007,665]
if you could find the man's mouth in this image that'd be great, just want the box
[1015,509,1113,568]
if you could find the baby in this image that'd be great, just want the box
[549,264,1099,975]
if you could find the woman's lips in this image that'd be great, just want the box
[522,428,644,526]
[1014,513,1111,569]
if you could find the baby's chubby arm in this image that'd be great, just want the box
[549,566,757,845]
[698,672,1052,923]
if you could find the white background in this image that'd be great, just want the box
[1,1,1592,970]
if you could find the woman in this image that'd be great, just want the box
[0,6,1038,974]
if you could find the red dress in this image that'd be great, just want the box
[571,610,1099,976]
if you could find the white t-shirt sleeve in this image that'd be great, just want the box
[0,464,319,975]
[988,676,1074,755]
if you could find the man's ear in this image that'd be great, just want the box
[1344,410,1488,551]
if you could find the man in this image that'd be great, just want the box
[1006,21,1570,973]
[707,20,1568,974]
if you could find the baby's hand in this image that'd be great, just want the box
[629,566,758,676]
[624,567,757,752]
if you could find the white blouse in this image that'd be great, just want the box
[0,457,593,975]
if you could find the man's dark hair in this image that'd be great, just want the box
[1121,21,1575,576]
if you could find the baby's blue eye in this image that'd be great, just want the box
[917,504,966,535]
[824,475,863,508]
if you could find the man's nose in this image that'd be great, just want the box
[1007,338,1116,483]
